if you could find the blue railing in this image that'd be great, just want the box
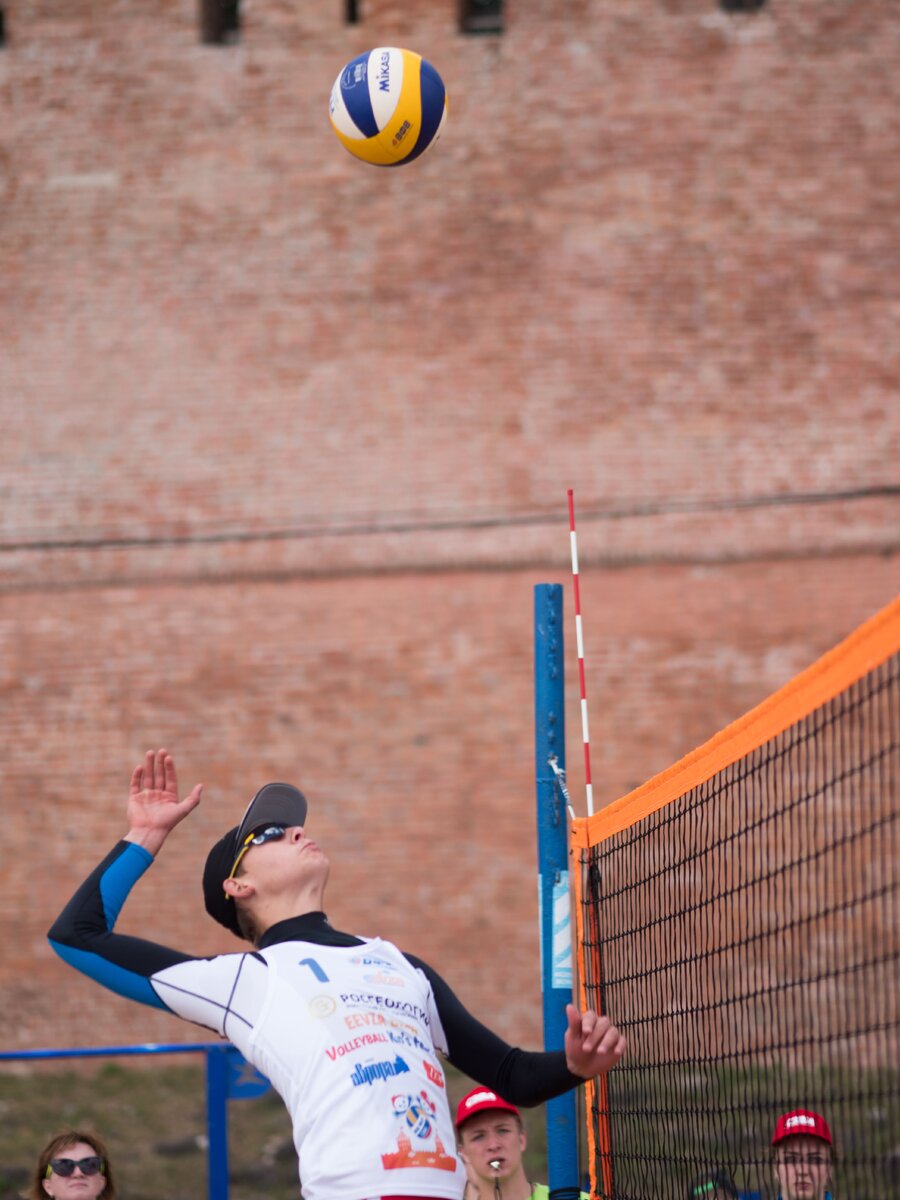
[0,1041,270,1200]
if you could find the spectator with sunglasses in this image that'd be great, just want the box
[23,1130,116,1200]
[49,749,625,1200]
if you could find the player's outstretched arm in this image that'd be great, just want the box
[49,748,272,1039]
[563,1003,626,1079]
[409,953,625,1106]
[125,748,203,857]
[48,748,203,1009]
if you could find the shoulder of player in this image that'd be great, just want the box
[152,947,268,983]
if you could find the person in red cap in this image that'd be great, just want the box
[455,1087,587,1200]
[771,1109,834,1200]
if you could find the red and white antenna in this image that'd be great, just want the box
[568,488,594,817]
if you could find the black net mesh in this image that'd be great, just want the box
[579,651,899,1200]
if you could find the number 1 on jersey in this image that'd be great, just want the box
[298,958,330,983]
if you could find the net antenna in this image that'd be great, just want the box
[568,488,594,817]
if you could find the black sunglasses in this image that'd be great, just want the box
[226,824,288,885]
[249,824,288,846]
[46,1155,104,1178]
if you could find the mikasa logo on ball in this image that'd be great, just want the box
[378,50,391,92]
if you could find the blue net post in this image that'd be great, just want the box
[205,1045,231,1200]
[534,583,580,1198]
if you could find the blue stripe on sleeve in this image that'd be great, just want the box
[48,940,168,1011]
[99,842,154,930]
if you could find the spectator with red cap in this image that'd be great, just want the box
[455,1086,587,1200]
[771,1109,834,1200]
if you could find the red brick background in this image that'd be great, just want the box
[1,0,898,1053]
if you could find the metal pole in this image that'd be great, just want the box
[534,583,580,1197]
[205,1045,230,1200]
[0,1041,222,1062]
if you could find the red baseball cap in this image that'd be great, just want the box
[455,1087,521,1130]
[772,1109,833,1147]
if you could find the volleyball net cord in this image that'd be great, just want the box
[570,595,900,1200]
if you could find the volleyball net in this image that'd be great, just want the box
[571,596,900,1200]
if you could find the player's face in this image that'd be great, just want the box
[242,825,330,893]
[42,1142,107,1199]
[459,1113,526,1183]
[774,1136,832,1200]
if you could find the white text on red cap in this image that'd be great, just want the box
[785,1115,818,1131]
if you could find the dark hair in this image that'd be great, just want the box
[23,1130,117,1200]
[231,857,261,945]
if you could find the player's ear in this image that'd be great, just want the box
[223,876,254,901]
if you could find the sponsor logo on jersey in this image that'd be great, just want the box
[308,995,336,1018]
[350,1055,410,1088]
[388,1029,433,1054]
[326,1032,390,1060]
[350,953,396,969]
[391,1089,437,1139]
[365,971,405,988]
[344,1011,421,1038]
[381,1129,457,1173]
[423,1060,445,1088]
[339,992,428,1023]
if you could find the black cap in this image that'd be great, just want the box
[202,782,308,937]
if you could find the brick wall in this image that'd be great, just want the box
[1,0,898,1052]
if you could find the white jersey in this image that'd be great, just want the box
[153,937,464,1200]
[49,842,583,1200]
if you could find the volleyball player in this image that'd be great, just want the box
[49,749,626,1200]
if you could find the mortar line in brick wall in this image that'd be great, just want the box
[1,485,898,555]
[0,542,897,596]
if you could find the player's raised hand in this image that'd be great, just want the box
[563,1003,626,1079]
[125,749,202,855]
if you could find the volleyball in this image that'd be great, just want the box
[329,47,448,167]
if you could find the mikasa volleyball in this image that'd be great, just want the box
[329,47,448,166]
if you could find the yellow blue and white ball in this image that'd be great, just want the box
[329,47,448,167]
